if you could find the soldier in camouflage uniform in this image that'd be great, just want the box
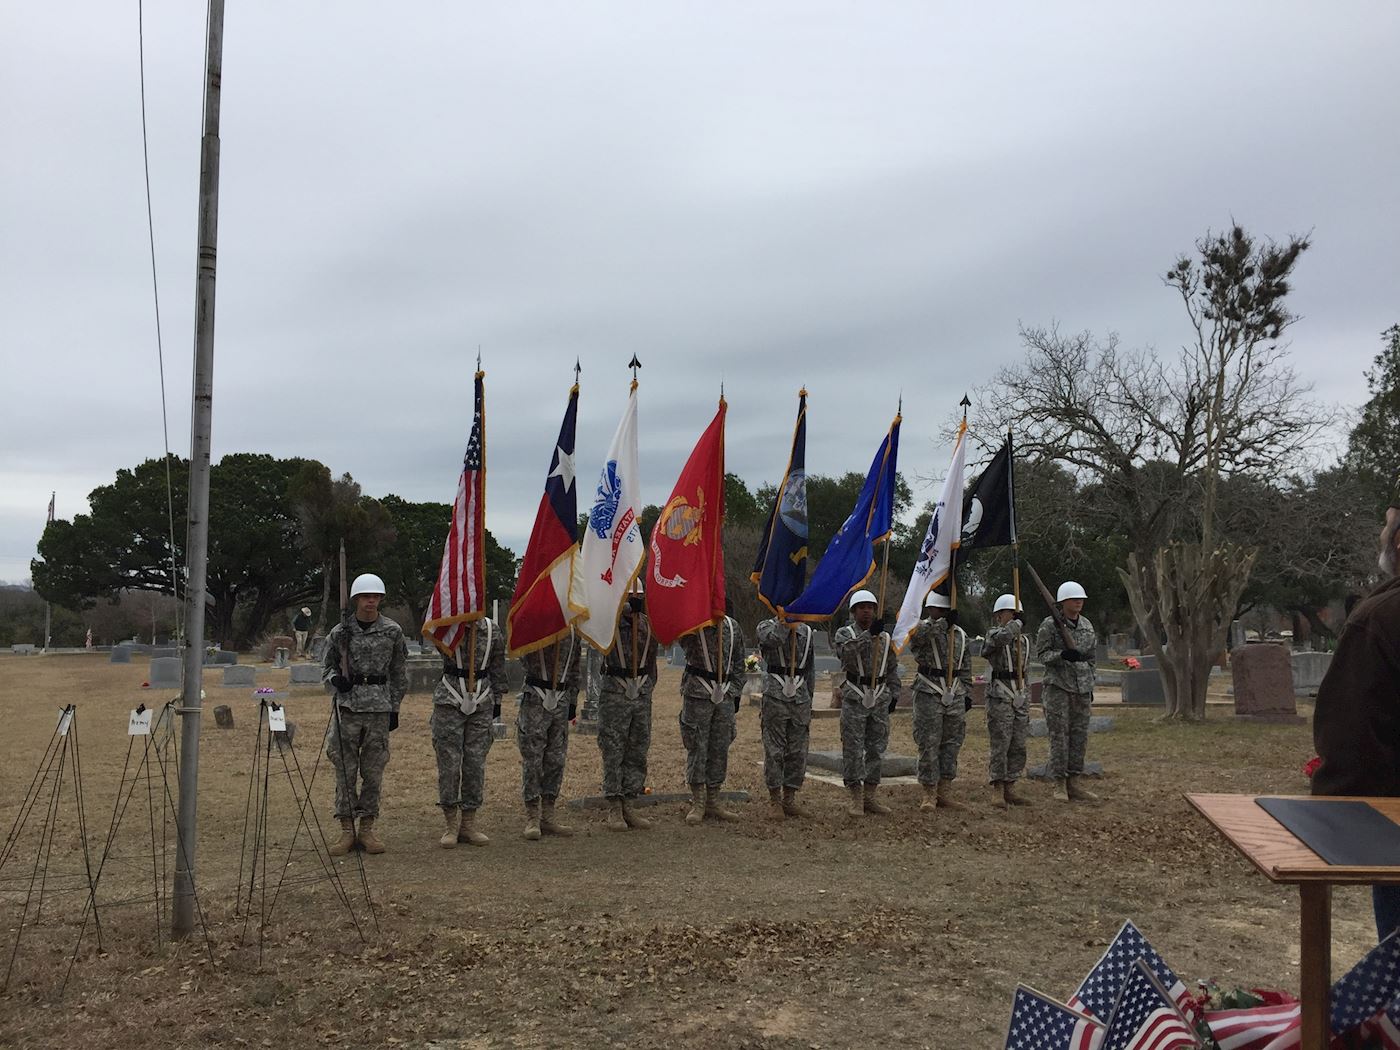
[834,589,901,818]
[678,610,746,825]
[756,615,816,820]
[430,615,506,848]
[322,573,408,855]
[983,593,1032,808]
[906,590,972,811]
[1034,580,1099,803]
[516,626,582,840]
[597,583,659,832]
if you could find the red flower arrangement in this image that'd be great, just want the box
[1123,657,1142,670]
[1303,755,1322,779]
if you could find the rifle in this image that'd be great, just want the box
[1022,561,1077,651]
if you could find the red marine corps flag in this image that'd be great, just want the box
[423,368,487,655]
[647,397,726,646]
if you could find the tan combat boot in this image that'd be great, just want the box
[705,786,742,823]
[846,784,865,818]
[990,782,1010,810]
[863,784,893,815]
[458,809,490,845]
[685,785,706,825]
[605,797,629,832]
[622,798,653,830]
[540,797,575,836]
[782,787,811,818]
[1067,775,1100,802]
[767,788,787,821]
[328,817,356,856]
[919,783,938,812]
[357,816,386,854]
[1004,781,1032,807]
[936,779,967,811]
[1053,778,1071,803]
[439,807,459,848]
[523,799,542,840]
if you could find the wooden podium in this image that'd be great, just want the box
[1187,793,1400,1050]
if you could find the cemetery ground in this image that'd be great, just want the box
[0,653,1375,1049]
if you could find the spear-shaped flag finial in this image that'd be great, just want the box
[477,346,483,374]
[960,392,971,422]
[628,354,642,381]
[574,357,582,385]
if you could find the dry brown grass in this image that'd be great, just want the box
[0,653,1373,1049]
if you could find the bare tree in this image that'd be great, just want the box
[974,225,1327,719]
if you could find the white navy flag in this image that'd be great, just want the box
[893,418,968,652]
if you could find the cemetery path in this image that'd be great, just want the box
[0,654,1372,1049]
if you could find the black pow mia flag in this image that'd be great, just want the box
[959,437,1015,550]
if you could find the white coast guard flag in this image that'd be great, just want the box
[570,383,643,650]
[893,419,968,652]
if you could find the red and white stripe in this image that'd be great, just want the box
[1204,1004,1301,1050]
[1123,1008,1199,1050]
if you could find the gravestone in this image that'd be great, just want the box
[1291,651,1333,696]
[806,750,916,778]
[968,638,984,659]
[262,634,295,662]
[1108,633,1134,655]
[1136,654,1158,671]
[407,660,441,693]
[11,643,37,654]
[273,648,289,669]
[222,665,256,687]
[1230,620,1246,651]
[149,647,177,660]
[149,657,181,688]
[668,644,686,668]
[1029,715,1114,738]
[1095,642,1109,663]
[214,705,235,729]
[1232,643,1304,724]
[310,636,328,661]
[110,645,133,664]
[1120,670,1165,705]
[288,664,322,686]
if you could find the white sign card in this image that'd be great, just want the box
[268,705,287,732]
[129,707,153,736]
[57,707,74,736]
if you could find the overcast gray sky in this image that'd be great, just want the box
[3,2,1397,583]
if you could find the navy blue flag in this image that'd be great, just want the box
[784,414,900,621]
[751,391,808,615]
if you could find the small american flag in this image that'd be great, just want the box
[1332,929,1400,1039]
[1070,921,1194,1022]
[423,371,486,654]
[47,492,55,523]
[1362,997,1400,1050]
[1004,985,1105,1050]
[1203,1003,1300,1050]
[1100,960,1199,1050]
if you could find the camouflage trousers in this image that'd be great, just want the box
[912,688,967,785]
[1042,683,1092,779]
[839,698,890,787]
[430,701,495,810]
[325,707,391,820]
[597,690,651,798]
[679,695,735,788]
[516,694,569,802]
[760,696,811,791]
[985,686,1029,783]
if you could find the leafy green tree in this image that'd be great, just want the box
[1345,324,1400,511]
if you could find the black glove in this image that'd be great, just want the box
[964,694,974,713]
[946,608,960,627]
[1014,612,1026,624]
[568,701,577,721]
[492,700,502,719]
[1060,648,1085,663]
[733,696,741,714]
[330,673,352,694]
[887,692,899,713]
[388,710,399,732]
[869,616,888,637]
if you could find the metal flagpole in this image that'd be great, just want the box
[947,396,970,688]
[172,0,226,939]
[43,493,54,652]
[1008,428,1024,689]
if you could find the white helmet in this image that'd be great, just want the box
[848,589,878,609]
[350,573,386,598]
[993,593,1021,613]
[923,591,952,609]
[1056,581,1087,602]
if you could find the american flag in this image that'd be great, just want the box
[423,370,486,654]
[1070,921,1194,1022]
[1004,985,1105,1050]
[1203,1003,1301,1050]
[1332,928,1400,1039]
[1099,960,1200,1050]
[47,492,54,523]
[1362,997,1400,1049]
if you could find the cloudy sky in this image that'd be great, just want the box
[3,2,1397,583]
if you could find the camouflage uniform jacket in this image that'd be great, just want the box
[602,612,659,697]
[983,619,1031,701]
[322,614,408,713]
[518,628,582,711]
[432,617,507,713]
[1035,614,1097,694]
[834,623,902,708]
[906,618,972,697]
[680,617,745,703]
[756,618,816,703]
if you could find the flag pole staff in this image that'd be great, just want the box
[872,395,899,692]
[947,395,970,689]
[172,0,226,939]
[469,350,483,694]
[1008,428,1025,690]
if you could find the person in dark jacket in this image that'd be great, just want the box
[1312,504,1400,939]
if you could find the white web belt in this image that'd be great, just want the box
[442,620,496,716]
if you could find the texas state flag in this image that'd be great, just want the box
[507,385,580,656]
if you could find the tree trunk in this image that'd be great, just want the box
[1119,542,1256,721]
[315,560,332,635]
